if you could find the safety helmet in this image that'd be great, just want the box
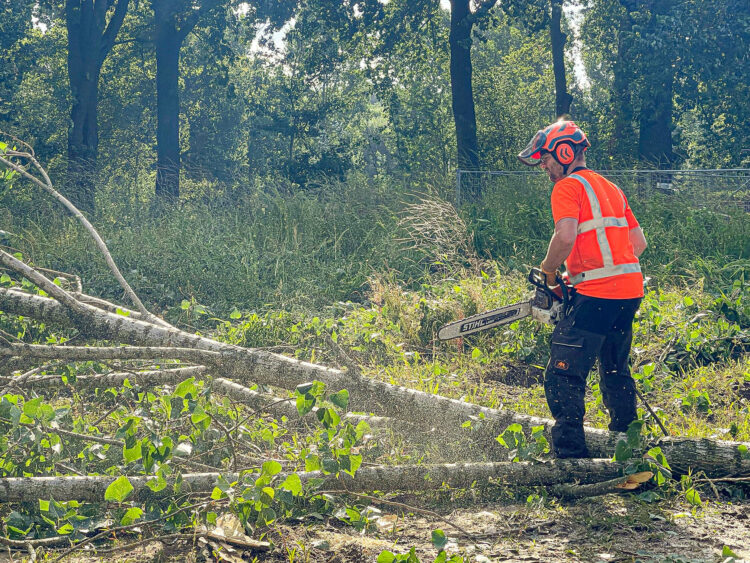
[518,120,590,167]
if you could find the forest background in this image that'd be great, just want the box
[1,0,749,314]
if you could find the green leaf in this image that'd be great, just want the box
[174,377,197,399]
[229,309,242,320]
[211,487,225,500]
[104,476,134,503]
[471,347,482,359]
[22,397,43,419]
[56,523,74,535]
[280,473,303,496]
[120,507,143,526]
[305,454,321,472]
[262,460,282,476]
[123,439,142,463]
[296,393,315,416]
[376,551,396,563]
[180,299,191,310]
[190,404,210,425]
[346,453,362,476]
[722,545,739,558]
[260,507,276,524]
[115,308,131,317]
[146,474,167,493]
[330,389,349,409]
[613,439,632,462]
[431,529,447,550]
[685,487,702,506]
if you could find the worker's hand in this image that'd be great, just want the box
[540,265,559,287]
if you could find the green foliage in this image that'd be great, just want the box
[495,423,550,462]
[376,529,464,563]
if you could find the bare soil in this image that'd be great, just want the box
[9,493,747,563]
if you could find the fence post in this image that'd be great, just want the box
[456,169,461,207]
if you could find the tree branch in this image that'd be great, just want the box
[99,0,131,64]
[467,0,500,25]
[0,146,172,329]
[176,0,222,42]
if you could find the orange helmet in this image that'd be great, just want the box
[518,120,590,167]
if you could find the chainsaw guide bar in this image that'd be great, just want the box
[437,301,532,341]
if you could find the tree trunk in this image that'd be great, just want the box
[449,0,479,175]
[65,0,130,214]
[638,72,674,167]
[549,0,572,118]
[1,286,748,478]
[609,3,637,163]
[637,1,675,168]
[0,459,624,503]
[154,11,182,200]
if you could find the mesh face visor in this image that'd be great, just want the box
[518,129,547,166]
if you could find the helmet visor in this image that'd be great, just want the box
[517,129,547,166]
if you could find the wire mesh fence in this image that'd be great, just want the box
[456,169,750,212]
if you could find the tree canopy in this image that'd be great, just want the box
[0,0,747,206]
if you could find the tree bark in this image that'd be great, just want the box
[0,459,624,503]
[66,0,130,214]
[636,1,676,168]
[152,0,222,200]
[154,3,182,200]
[549,0,572,117]
[449,0,480,174]
[1,286,748,478]
[609,2,637,163]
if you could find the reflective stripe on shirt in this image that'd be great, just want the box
[567,173,641,286]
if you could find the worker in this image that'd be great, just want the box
[518,120,648,458]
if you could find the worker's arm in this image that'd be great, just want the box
[541,218,578,282]
[629,226,647,258]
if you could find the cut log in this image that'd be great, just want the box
[0,459,624,503]
[1,287,748,477]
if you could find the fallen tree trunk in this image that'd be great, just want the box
[1,286,748,477]
[0,288,750,476]
[0,459,624,503]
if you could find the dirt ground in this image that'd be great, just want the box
[6,492,746,563]
[270,494,750,563]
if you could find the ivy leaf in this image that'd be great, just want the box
[123,439,142,463]
[262,460,282,476]
[174,377,197,399]
[104,476,134,503]
[330,389,349,409]
[120,507,143,526]
[613,439,632,462]
[280,473,303,496]
[377,551,397,563]
[431,529,447,550]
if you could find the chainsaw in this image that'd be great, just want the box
[437,268,573,341]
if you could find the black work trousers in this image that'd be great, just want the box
[544,293,642,458]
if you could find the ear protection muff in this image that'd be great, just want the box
[554,142,575,165]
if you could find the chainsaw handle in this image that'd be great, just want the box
[528,267,563,303]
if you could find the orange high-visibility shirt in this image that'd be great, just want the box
[551,169,643,299]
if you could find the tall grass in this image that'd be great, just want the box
[467,175,750,293]
[4,172,429,314]
[2,168,748,318]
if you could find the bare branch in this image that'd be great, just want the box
[0,147,171,329]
